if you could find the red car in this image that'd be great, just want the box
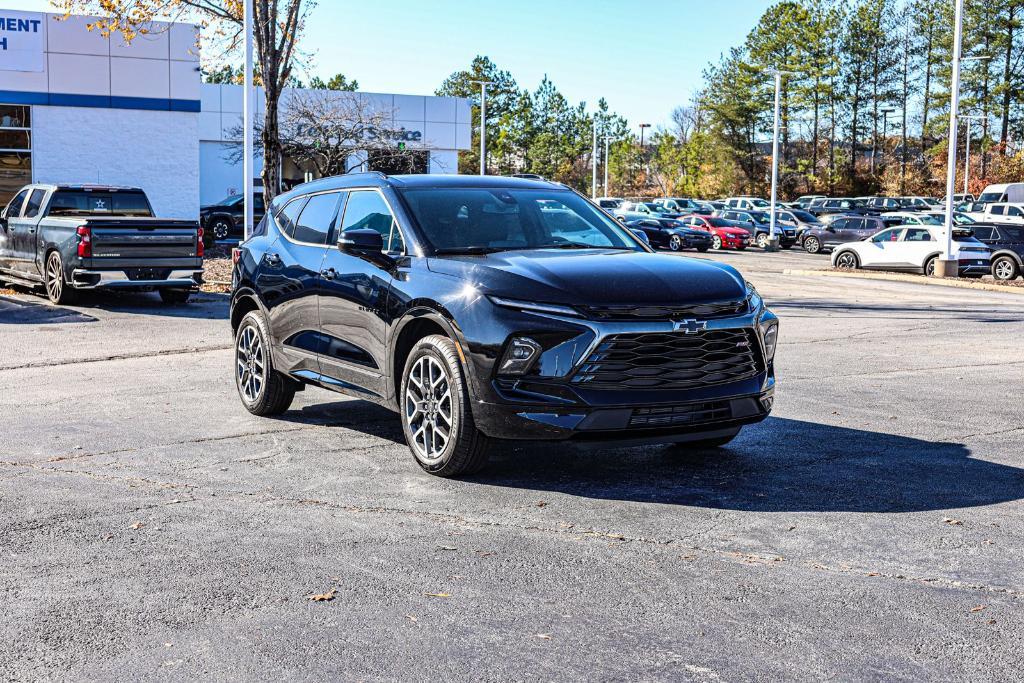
[680,215,752,250]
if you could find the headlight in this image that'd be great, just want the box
[488,296,580,318]
[760,319,779,361]
[746,282,762,310]
[497,337,542,375]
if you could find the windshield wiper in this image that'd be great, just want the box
[432,246,508,255]
[535,242,626,250]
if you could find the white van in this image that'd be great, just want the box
[977,183,1024,205]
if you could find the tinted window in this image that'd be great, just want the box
[47,191,152,217]
[276,197,307,237]
[1008,206,1023,217]
[5,189,28,217]
[971,226,995,240]
[831,219,848,229]
[904,228,934,242]
[24,188,44,218]
[1001,226,1024,241]
[979,192,1004,203]
[871,229,902,243]
[293,192,341,245]
[341,191,403,253]
[991,205,1005,215]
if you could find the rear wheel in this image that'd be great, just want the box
[44,251,77,305]
[211,218,232,241]
[400,334,490,477]
[992,255,1020,281]
[835,250,859,269]
[756,233,769,249]
[924,256,938,276]
[711,235,723,250]
[159,288,191,304]
[804,236,821,254]
[235,310,295,416]
[668,235,683,251]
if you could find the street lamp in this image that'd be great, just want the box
[242,0,254,240]
[960,114,985,196]
[592,116,599,199]
[879,108,895,172]
[638,123,651,147]
[603,136,613,196]
[470,80,491,176]
[766,69,796,252]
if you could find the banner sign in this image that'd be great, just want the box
[0,11,45,72]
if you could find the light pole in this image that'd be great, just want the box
[880,108,895,173]
[242,0,254,240]
[603,136,612,196]
[638,123,651,148]
[470,80,491,175]
[937,0,967,277]
[766,70,795,252]
[592,118,598,199]
[960,114,984,196]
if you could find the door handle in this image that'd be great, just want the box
[264,252,281,266]
[320,267,337,280]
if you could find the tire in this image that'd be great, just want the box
[235,310,295,416]
[756,233,769,249]
[44,251,77,305]
[992,255,1020,281]
[400,334,490,477]
[211,218,232,241]
[711,235,723,250]
[835,250,859,269]
[159,288,191,304]
[668,234,683,251]
[804,236,821,254]
[924,256,938,276]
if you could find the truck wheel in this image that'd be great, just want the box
[992,255,1019,281]
[211,218,232,241]
[159,289,191,304]
[235,310,295,416]
[44,251,77,305]
[400,334,491,477]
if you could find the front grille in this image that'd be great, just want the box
[571,328,761,390]
[629,401,733,427]
[579,299,748,321]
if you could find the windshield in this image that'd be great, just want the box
[399,188,641,253]
[708,218,735,228]
[789,209,819,222]
[47,190,153,217]
[915,214,943,225]
[748,211,770,224]
[978,192,1004,203]
[213,195,242,207]
[749,198,770,207]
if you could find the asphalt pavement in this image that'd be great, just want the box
[2,248,1024,681]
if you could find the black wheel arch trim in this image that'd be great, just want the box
[990,249,1024,266]
[388,303,475,408]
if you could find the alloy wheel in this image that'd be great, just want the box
[993,257,1017,281]
[836,251,857,269]
[756,233,769,249]
[804,236,820,254]
[712,235,722,250]
[404,355,454,463]
[668,235,682,251]
[213,220,231,241]
[45,253,63,302]
[236,324,265,403]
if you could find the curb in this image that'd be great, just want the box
[782,269,1024,295]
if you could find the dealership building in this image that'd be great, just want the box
[0,9,472,217]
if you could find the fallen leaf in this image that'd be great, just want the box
[307,589,336,602]
[423,592,451,598]
[987,619,996,625]
[943,518,964,526]
[535,633,551,640]
[970,605,987,613]
[475,550,495,557]
[537,501,547,508]
[405,614,418,623]
[130,522,144,530]
[787,526,797,531]
[866,572,880,577]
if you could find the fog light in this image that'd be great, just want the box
[761,321,778,361]
[498,337,542,375]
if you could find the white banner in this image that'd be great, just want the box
[0,11,45,73]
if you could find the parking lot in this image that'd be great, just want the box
[2,248,1024,680]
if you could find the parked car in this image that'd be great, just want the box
[613,201,654,217]
[862,197,903,212]
[801,215,903,254]
[896,196,942,211]
[657,197,703,213]
[794,195,826,209]
[199,192,266,241]
[0,184,203,304]
[923,211,975,226]
[641,201,685,218]
[774,208,823,239]
[596,197,624,210]
[952,193,975,204]
[831,225,991,276]
[714,209,797,248]
[964,202,1024,225]
[968,223,1024,281]
[977,182,1024,206]
[807,197,873,217]
[230,174,778,476]
[679,214,752,250]
[880,211,943,226]
[690,201,716,215]
[625,218,712,252]
[725,196,771,211]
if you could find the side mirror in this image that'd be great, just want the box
[616,215,627,223]
[338,228,384,254]
[825,226,836,232]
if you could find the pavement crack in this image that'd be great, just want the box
[0,344,232,372]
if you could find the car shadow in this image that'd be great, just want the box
[0,285,229,320]
[276,400,1024,513]
[0,295,97,324]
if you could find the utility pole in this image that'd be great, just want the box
[937,0,965,277]
[470,80,491,175]
[592,119,598,198]
[880,108,895,174]
[242,0,253,240]
[766,70,795,252]
[603,136,611,196]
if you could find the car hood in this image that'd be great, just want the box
[427,249,747,305]
[718,227,750,236]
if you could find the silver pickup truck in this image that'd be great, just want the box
[0,184,203,304]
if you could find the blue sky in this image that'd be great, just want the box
[19,0,768,128]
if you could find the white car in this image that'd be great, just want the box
[725,196,770,211]
[596,197,624,210]
[831,225,991,277]
[880,211,943,226]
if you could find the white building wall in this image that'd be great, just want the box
[33,106,199,219]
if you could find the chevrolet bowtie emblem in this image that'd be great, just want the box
[673,319,707,334]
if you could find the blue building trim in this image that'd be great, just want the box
[0,90,200,112]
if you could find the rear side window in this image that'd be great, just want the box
[1008,206,1023,217]
[991,205,1005,215]
[971,226,995,240]
[276,197,307,237]
[293,192,342,245]
[904,228,934,242]
[24,189,44,218]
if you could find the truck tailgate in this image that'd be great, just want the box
[91,226,199,259]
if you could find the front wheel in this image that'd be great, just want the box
[924,256,938,276]
[400,334,490,477]
[668,235,682,251]
[804,236,821,254]
[712,235,723,250]
[44,251,77,305]
[756,233,769,249]
[834,251,859,269]
[992,255,1020,281]
[235,310,295,416]
[210,218,232,241]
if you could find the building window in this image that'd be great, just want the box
[0,105,32,205]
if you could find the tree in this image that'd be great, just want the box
[53,0,310,203]
[308,73,359,91]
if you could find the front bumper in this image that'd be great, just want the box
[71,268,203,290]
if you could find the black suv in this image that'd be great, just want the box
[230,174,778,476]
[969,223,1024,281]
[807,197,875,217]
[200,194,266,240]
